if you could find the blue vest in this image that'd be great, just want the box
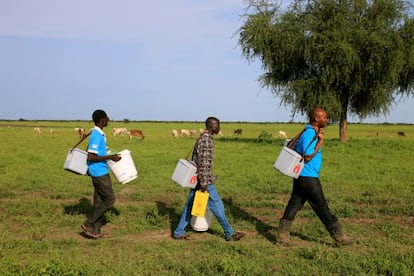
[294,125,321,177]
[87,127,109,177]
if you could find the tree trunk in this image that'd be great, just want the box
[339,111,347,142]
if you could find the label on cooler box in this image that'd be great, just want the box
[274,147,304,179]
[171,159,198,188]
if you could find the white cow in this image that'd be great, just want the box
[180,129,190,137]
[112,127,128,136]
[278,130,287,139]
[171,129,179,138]
[33,127,41,135]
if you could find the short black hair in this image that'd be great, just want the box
[309,107,325,123]
[205,116,219,129]
[92,109,107,125]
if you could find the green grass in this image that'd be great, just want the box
[0,121,413,275]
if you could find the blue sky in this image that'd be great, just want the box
[0,0,413,123]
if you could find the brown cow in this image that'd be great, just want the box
[234,128,242,135]
[129,130,145,140]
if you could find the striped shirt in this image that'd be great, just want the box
[192,132,214,185]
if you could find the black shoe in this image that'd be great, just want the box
[173,234,191,240]
[226,232,246,241]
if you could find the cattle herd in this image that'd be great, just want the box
[31,126,146,140]
[31,126,408,139]
[171,128,205,138]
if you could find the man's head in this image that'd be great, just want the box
[309,108,328,128]
[92,109,109,127]
[205,117,220,134]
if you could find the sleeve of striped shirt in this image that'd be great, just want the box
[197,133,213,185]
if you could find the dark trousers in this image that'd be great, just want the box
[281,176,337,227]
[86,174,116,233]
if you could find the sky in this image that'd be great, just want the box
[0,0,413,123]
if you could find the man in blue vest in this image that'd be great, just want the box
[277,107,355,246]
[81,109,121,239]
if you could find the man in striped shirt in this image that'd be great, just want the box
[173,117,245,241]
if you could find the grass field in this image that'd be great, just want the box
[0,120,413,275]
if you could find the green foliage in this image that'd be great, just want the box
[256,130,274,143]
[0,121,414,274]
[239,0,414,140]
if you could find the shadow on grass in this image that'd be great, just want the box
[155,199,235,239]
[156,196,336,245]
[63,197,120,218]
[155,200,178,234]
[222,197,277,243]
[222,197,336,246]
[290,231,335,246]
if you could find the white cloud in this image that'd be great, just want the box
[0,0,245,41]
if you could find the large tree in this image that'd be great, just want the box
[239,0,414,141]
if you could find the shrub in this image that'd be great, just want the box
[256,130,274,144]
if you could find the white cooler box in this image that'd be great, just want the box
[63,148,88,175]
[171,159,198,188]
[274,147,304,179]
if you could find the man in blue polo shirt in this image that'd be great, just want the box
[81,109,121,239]
[277,108,355,246]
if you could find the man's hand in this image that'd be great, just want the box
[110,154,122,162]
[199,183,207,192]
[317,128,324,139]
